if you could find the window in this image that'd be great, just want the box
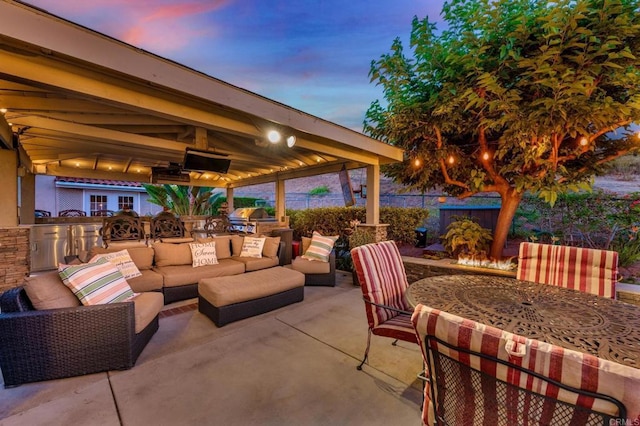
[90,195,108,216]
[118,196,134,211]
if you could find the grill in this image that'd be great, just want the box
[228,207,277,234]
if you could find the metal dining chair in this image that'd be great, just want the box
[411,304,636,426]
[149,211,186,241]
[517,242,618,298]
[351,240,418,370]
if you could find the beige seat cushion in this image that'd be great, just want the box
[127,269,164,292]
[261,236,281,258]
[131,291,164,333]
[153,259,245,287]
[197,236,233,259]
[199,266,304,307]
[23,271,81,310]
[230,235,244,256]
[291,256,331,274]
[153,242,192,266]
[231,255,279,272]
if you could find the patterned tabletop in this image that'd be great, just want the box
[408,274,640,369]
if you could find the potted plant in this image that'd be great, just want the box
[441,216,493,261]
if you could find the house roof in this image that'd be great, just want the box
[0,1,403,189]
[55,177,144,188]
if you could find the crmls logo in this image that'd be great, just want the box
[610,419,640,426]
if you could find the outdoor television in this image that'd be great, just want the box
[182,148,231,174]
[339,165,355,207]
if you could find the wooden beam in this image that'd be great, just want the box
[228,161,365,188]
[11,115,190,152]
[0,113,12,150]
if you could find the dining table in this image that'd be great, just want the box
[407,274,640,369]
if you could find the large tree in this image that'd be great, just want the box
[365,0,640,259]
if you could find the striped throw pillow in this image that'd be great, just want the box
[58,258,135,306]
[301,231,338,262]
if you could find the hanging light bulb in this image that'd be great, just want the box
[267,130,281,143]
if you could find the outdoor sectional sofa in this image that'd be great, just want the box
[0,234,293,386]
[89,234,286,304]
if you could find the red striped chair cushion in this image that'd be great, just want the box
[412,304,640,426]
[351,240,412,328]
[517,242,618,298]
[554,245,618,299]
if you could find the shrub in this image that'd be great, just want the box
[308,185,331,195]
[441,217,493,258]
[287,206,428,271]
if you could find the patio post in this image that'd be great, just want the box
[226,187,234,212]
[275,179,286,222]
[365,164,380,225]
[0,149,18,227]
[19,169,36,224]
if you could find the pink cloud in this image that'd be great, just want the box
[27,0,232,53]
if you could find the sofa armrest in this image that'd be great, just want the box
[277,241,286,266]
[0,300,136,386]
[0,286,34,312]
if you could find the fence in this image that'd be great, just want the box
[235,192,502,210]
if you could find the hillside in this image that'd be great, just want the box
[234,168,640,197]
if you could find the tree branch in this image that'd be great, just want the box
[435,126,470,190]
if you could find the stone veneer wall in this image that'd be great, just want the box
[0,227,30,293]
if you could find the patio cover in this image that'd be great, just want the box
[0,0,403,226]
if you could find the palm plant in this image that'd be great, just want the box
[143,184,222,216]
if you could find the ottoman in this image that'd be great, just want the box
[198,266,305,326]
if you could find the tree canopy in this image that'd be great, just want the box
[365,0,640,258]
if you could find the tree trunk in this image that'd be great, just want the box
[489,189,523,260]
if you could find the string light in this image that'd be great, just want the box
[447,155,455,165]
[481,152,490,161]
[413,158,421,167]
[579,137,588,146]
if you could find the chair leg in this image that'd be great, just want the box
[357,329,373,370]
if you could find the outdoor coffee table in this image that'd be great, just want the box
[407,274,640,369]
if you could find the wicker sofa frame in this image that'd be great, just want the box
[300,251,336,286]
[199,286,304,327]
[0,287,159,387]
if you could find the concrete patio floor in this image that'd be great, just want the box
[0,271,424,426]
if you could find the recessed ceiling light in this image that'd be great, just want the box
[286,135,296,148]
[267,130,281,143]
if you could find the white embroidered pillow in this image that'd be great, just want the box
[189,242,219,267]
[58,258,135,306]
[89,249,142,279]
[301,231,338,262]
[239,237,266,258]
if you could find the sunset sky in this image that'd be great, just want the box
[24,0,446,131]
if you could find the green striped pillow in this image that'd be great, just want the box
[301,231,338,262]
[58,258,135,306]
